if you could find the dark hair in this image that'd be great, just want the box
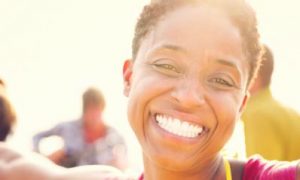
[132,0,262,86]
[0,80,16,141]
[258,45,274,87]
[82,87,106,112]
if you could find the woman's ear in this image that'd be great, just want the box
[123,60,133,97]
[239,91,250,113]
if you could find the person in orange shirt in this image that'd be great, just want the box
[32,87,127,168]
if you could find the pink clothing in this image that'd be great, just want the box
[139,156,298,180]
[139,174,143,180]
[243,155,298,180]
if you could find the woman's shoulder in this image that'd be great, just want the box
[230,155,299,180]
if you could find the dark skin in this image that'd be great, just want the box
[229,160,245,180]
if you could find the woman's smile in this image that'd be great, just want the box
[155,113,204,138]
[149,109,209,141]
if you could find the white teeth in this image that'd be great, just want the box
[155,114,204,138]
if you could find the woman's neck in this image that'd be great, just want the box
[142,154,225,180]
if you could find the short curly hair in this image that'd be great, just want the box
[132,0,262,87]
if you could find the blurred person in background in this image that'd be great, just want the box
[0,78,16,141]
[242,45,300,161]
[32,87,127,169]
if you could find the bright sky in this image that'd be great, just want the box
[0,0,299,171]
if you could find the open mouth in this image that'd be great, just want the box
[155,113,205,138]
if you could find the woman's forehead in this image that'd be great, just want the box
[138,4,245,61]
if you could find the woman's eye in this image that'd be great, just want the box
[208,78,235,88]
[152,63,180,73]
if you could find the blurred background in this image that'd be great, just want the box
[0,0,299,172]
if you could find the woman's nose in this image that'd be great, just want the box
[171,78,206,109]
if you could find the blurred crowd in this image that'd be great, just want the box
[0,83,128,171]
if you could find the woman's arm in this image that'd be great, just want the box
[0,143,63,180]
[0,143,136,180]
[2,158,62,180]
[2,158,133,180]
[54,165,133,180]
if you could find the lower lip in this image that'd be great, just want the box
[150,115,206,144]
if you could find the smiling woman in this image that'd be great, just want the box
[124,1,253,179]
[124,0,299,179]
[0,0,299,180]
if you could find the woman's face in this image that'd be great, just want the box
[123,4,249,170]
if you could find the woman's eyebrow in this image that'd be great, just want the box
[213,58,243,79]
[215,58,238,69]
[153,44,187,53]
